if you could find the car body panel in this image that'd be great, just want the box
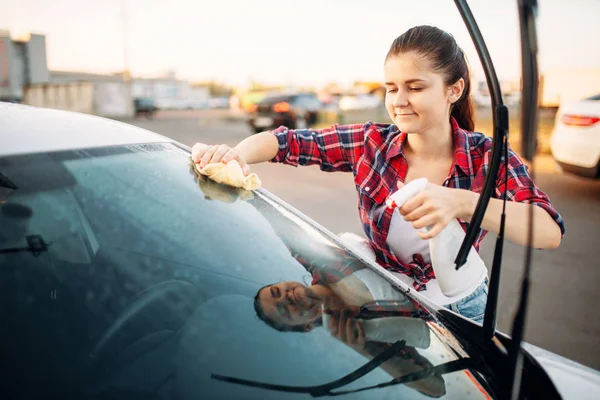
[522,343,600,400]
[0,102,172,157]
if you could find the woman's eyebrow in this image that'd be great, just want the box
[385,79,426,86]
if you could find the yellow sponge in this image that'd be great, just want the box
[195,160,261,191]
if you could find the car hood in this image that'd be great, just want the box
[523,342,600,400]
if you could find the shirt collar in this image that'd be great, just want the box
[385,117,473,177]
[451,117,473,177]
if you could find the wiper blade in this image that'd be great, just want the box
[212,340,476,398]
[325,358,473,397]
[453,0,508,271]
[0,172,18,190]
[452,0,509,344]
[211,340,408,396]
[509,1,540,399]
[0,235,50,256]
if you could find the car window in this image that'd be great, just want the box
[0,143,492,399]
[293,94,320,109]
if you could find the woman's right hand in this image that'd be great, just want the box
[192,143,250,175]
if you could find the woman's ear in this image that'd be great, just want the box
[448,78,465,104]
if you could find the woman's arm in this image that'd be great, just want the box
[402,185,563,249]
[457,191,562,249]
[192,131,279,172]
[192,123,368,173]
[267,124,366,172]
[402,145,565,249]
[235,131,280,164]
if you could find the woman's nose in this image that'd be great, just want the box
[393,91,409,108]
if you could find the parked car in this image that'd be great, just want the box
[1,102,599,399]
[550,94,600,178]
[248,93,322,133]
[133,97,158,118]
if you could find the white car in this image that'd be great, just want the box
[338,94,382,111]
[550,94,600,178]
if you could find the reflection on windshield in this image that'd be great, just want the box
[190,164,491,399]
[0,145,491,399]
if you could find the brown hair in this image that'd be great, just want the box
[386,25,475,131]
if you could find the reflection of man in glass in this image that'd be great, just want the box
[190,166,446,398]
[254,252,367,332]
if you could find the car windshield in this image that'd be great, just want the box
[0,143,492,399]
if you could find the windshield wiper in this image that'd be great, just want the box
[507,1,540,399]
[212,340,408,396]
[323,358,474,397]
[0,172,18,190]
[452,0,509,345]
[212,340,477,397]
[0,235,50,256]
[454,0,547,399]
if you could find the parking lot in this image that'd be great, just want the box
[130,109,600,370]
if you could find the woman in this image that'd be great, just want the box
[192,25,565,323]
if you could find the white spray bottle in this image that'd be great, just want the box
[385,178,487,297]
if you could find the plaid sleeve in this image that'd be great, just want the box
[495,147,566,236]
[270,123,366,172]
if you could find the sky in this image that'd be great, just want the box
[1,0,599,87]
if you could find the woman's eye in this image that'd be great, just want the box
[386,89,397,93]
[409,87,423,92]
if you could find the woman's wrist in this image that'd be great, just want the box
[458,190,479,221]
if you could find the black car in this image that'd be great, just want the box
[248,93,322,133]
[134,97,158,119]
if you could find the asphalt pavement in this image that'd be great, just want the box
[130,109,600,370]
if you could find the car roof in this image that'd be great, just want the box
[0,102,172,157]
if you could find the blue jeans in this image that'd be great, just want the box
[444,279,489,324]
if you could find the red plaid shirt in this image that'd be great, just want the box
[288,248,365,287]
[270,118,566,288]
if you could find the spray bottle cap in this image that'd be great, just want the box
[385,178,429,209]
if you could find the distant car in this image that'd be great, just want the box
[248,93,322,133]
[338,94,382,111]
[550,94,600,178]
[133,97,158,118]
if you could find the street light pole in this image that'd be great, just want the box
[121,0,130,83]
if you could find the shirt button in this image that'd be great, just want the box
[365,186,370,192]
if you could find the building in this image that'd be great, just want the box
[131,70,210,110]
[0,30,49,102]
[1,29,209,117]
[25,70,134,118]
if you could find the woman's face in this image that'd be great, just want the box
[258,282,323,328]
[384,51,460,135]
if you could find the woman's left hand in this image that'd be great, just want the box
[398,181,476,239]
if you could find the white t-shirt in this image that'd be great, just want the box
[385,211,485,306]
